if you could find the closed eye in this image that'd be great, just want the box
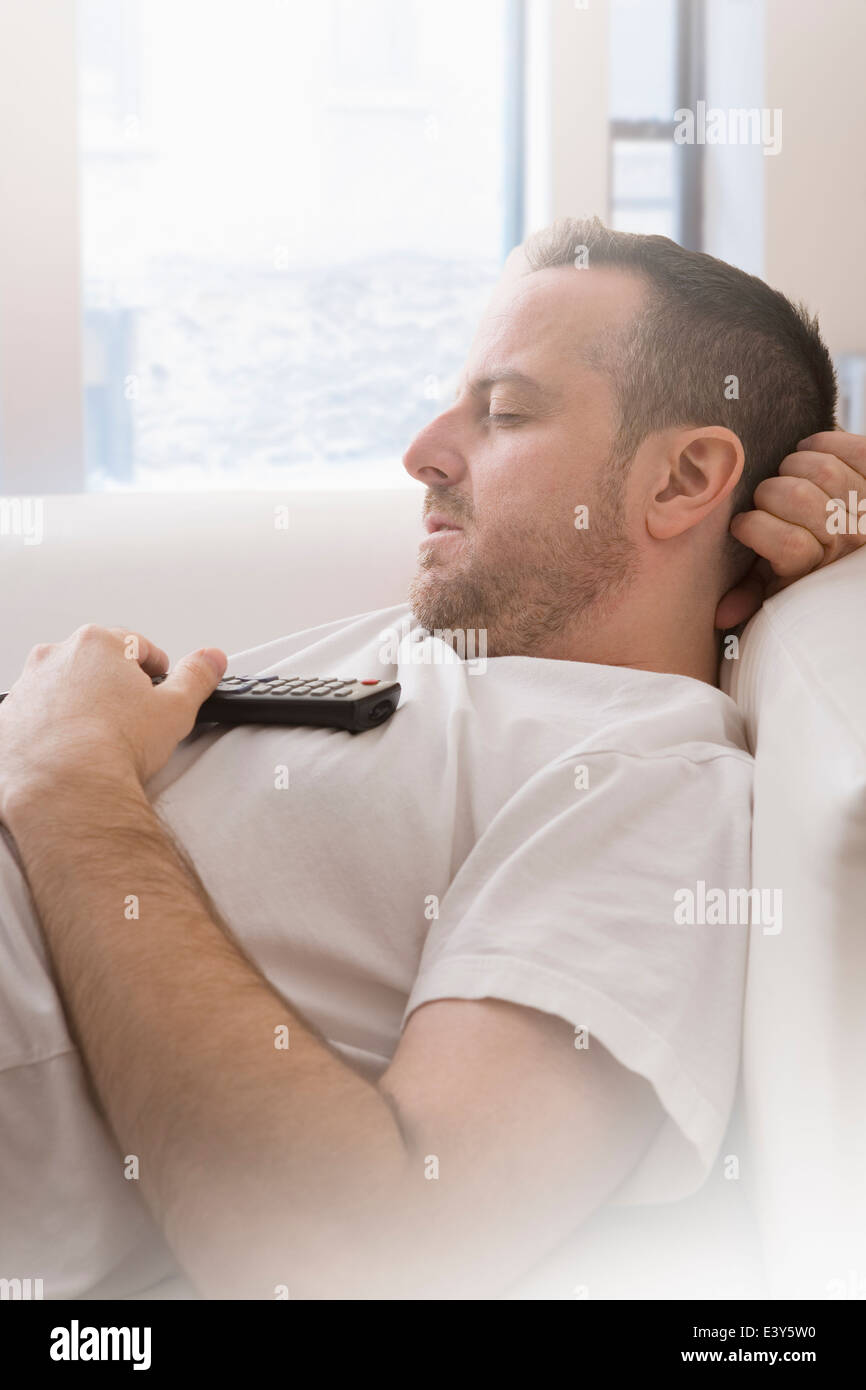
[487,412,524,426]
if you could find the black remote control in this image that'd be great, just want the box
[178,673,400,731]
[0,675,401,733]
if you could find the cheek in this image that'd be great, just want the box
[473,424,604,547]
[476,434,550,509]
[483,443,587,534]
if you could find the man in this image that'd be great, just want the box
[0,218,864,1301]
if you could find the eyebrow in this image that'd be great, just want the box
[457,370,557,403]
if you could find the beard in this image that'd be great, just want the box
[407,476,639,658]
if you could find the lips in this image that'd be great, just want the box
[424,514,464,535]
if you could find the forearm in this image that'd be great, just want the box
[5,773,412,1298]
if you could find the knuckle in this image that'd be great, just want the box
[27,642,53,663]
[783,476,816,510]
[752,477,778,508]
[812,459,839,494]
[73,622,103,643]
[777,528,820,576]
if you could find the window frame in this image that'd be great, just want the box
[609,0,706,250]
[0,0,545,495]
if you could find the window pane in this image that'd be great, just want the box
[610,140,679,240]
[609,0,677,122]
[610,204,677,239]
[612,140,675,202]
[78,0,508,490]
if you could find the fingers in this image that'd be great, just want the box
[781,449,866,513]
[751,475,835,549]
[779,449,866,555]
[66,629,225,699]
[729,508,825,578]
[797,430,866,476]
[105,627,170,677]
[162,648,227,708]
[714,560,767,630]
[717,431,866,631]
[773,441,866,562]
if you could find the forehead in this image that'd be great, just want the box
[463,262,646,393]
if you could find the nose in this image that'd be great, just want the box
[402,409,467,488]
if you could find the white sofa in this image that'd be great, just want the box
[722,546,866,1299]
[0,490,421,689]
[2,489,864,1299]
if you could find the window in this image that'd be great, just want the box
[78,0,516,490]
[609,0,703,247]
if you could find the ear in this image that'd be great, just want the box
[646,428,745,541]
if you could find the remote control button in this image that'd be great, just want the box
[333,690,352,697]
[309,686,331,695]
[361,679,380,685]
[216,679,255,694]
[255,675,281,683]
[336,678,357,684]
[249,681,276,693]
[291,686,311,696]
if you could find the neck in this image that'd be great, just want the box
[520,579,725,686]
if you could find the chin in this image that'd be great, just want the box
[407,567,489,638]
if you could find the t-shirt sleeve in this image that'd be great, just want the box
[401,746,754,1203]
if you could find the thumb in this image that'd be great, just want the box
[714,583,761,631]
[713,557,770,631]
[167,647,228,704]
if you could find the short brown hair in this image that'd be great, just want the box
[522,216,838,584]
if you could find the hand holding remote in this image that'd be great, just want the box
[0,627,227,821]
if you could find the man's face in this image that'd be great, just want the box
[403,259,648,658]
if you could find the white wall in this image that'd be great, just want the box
[703,0,765,276]
[525,0,609,232]
[764,0,866,354]
[0,0,84,492]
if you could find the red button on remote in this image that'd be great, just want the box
[361,679,379,685]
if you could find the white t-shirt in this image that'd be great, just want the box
[148,602,754,1208]
[0,601,755,1299]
